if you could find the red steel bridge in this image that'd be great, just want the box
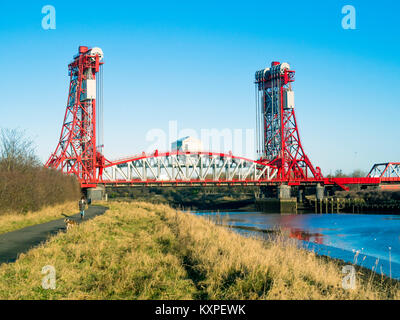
[45,46,400,192]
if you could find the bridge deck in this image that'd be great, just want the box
[80,152,400,190]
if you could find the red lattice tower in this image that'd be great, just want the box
[255,61,322,181]
[45,46,105,187]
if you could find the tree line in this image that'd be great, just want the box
[0,128,81,214]
[326,169,367,178]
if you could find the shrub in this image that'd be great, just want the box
[0,128,81,214]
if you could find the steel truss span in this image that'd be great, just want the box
[368,163,400,179]
[101,151,278,186]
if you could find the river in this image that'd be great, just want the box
[191,210,400,280]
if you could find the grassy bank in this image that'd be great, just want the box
[0,201,399,299]
[0,201,78,234]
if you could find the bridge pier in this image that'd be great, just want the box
[316,183,325,200]
[256,184,297,214]
[278,184,291,199]
[297,188,303,203]
[85,185,106,202]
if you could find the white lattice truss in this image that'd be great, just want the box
[368,163,400,178]
[101,151,277,186]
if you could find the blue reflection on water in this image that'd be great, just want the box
[192,211,400,280]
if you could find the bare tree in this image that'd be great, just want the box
[334,169,348,178]
[0,128,39,171]
[0,128,80,214]
[351,169,367,178]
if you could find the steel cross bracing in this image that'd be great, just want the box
[101,151,278,186]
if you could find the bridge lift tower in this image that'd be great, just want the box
[255,61,322,181]
[255,62,323,199]
[45,46,106,195]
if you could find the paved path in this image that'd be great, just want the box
[0,205,108,264]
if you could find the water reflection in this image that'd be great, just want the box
[192,210,400,280]
[283,228,324,244]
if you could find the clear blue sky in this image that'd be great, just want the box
[0,0,399,175]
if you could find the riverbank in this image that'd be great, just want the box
[0,201,398,299]
[105,187,400,214]
[106,186,257,211]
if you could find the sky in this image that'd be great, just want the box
[0,0,399,175]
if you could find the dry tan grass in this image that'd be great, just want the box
[0,201,399,299]
[0,201,78,234]
[0,202,195,299]
[154,202,400,299]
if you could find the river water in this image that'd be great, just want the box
[191,210,400,280]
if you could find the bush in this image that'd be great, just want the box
[0,128,81,214]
